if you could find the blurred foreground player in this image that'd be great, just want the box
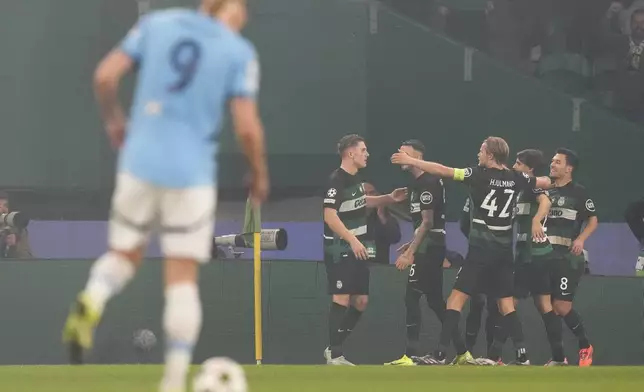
[546,149,596,366]
[392,137,553,365]
[62,1,268,391]
[385,140,447,365]
[323,134,406,365]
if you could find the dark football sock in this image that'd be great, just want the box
[405,288,422,357]
[426,295,446,324]
[486,305,507,361]
[439,309,466,356]
[505,311,528,362]
[465,296,484,352]
[486,317,508,361]
[486,299,502,353]
[338,306,363,346]
[328,302,348,358]
[563,309,590,349]
[542,311,565,362]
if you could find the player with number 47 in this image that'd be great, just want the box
[391,137,552,366]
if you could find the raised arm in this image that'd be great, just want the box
[391,152,456,179]
[366,188,407,208]
[535,176,555,190]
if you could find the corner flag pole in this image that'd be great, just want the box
[244,197,262,365]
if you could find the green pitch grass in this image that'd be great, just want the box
[0,365,642,391]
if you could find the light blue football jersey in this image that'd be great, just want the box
[118,9,259,188]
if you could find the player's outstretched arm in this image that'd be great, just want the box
[324,208,368,260]
[391,151,455,179]
[535,176,555,190]
[93,50,134,148]
[231,98,269,205]
[366,188,407,208]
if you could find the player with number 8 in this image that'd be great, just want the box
[545,148,597,366]
[391,137,553,366]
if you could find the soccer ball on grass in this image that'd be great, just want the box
[193,357,248,392]
[132,329,157,351]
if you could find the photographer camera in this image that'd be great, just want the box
[0,192,33,259]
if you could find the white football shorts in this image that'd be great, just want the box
[109,172,216,262]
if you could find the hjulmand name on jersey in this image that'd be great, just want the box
[489,179,515,188]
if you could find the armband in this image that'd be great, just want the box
[453,168,466,182]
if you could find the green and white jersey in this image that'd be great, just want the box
[454,166,537,252]
[323,168,374,262]
[515,187,553,263]
[545,181,596,264]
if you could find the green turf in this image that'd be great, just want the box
[0,365,642,391]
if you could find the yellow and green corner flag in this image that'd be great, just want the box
[245,196,263,364]
[243,196,261,235]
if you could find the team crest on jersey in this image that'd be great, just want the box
[463,168,473,178]
[420,191,433,204]
[585,199,596,212]
[336,280,343,289]
[327,188,337,198]
[521,172,530,179]
[557,197,565,206]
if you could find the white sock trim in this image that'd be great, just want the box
[162,282,202,391]
[84,252,135,312]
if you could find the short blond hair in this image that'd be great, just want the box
[204,0,245,14]
[484,136,510,164]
